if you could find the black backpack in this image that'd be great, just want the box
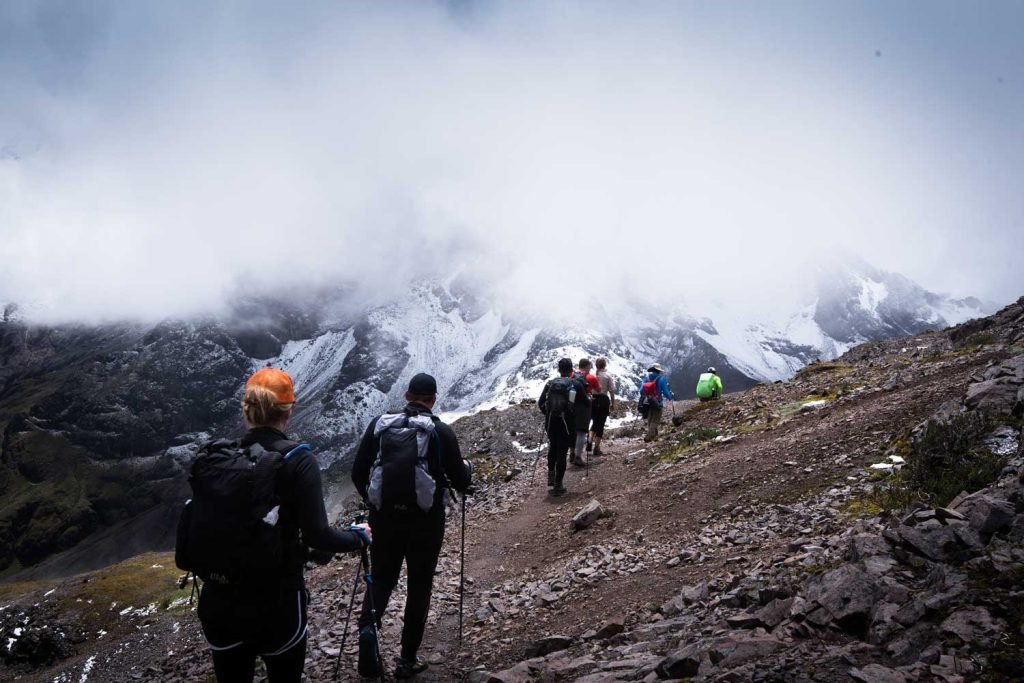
[366,409,441,516]
[542,377,576,424]
[175,438,307,585]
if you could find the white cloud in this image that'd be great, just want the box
[0,1,1020,323]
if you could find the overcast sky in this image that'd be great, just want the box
[1,1,1021,322]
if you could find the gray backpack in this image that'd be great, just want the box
[367,410,437,515]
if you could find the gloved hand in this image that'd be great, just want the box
[348,522,372,548]
[463,458,474,479]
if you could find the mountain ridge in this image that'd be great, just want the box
[0,261,991,577]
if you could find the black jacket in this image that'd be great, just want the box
[351,402,472,511]
[240,427,363,588]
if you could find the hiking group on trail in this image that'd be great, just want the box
[177,355,705,681]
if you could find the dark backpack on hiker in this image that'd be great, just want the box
[542,376,576,425]
[175,438,307,585]
[367,408,440,516]
[638,375,661,417]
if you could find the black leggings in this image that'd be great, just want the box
[359,507,447,661]
[590,395,611,437]
[210,637,307,683]
[546,420,572,485]
[200,586,309,683]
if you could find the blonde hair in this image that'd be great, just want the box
[242,385,293,428]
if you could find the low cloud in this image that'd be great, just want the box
[1,1,1021,323]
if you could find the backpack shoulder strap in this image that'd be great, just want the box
[266,438,310,461]
[202,438,239,454]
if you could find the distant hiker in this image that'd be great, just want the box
[571,358,599,465]
[639,363,674,442]
[696,366,724,402]
[351,373,473,679]
[178,368,371,683]
[589,357,615,456]
[538,358,577,496]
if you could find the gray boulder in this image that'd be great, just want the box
[572,500,606,531]
[850,663,909,683]
[525,635,573,658]
[885,525,975,563]
[805,564,882,636]
[656,642,702,678]
[941,606,1010,649]
[955,493,1016,535]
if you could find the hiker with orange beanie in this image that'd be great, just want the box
[180,368,370,683]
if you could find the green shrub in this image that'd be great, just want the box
[956,331,998,350]
[906,411,1005,507]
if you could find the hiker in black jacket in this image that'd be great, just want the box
[351,372,473,679]
[197,368,371,683]
[538,357,579,496]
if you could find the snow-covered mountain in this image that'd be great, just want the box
[261,260,988,464]
[0,258,992,576]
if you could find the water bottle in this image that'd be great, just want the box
[568,385,577,404]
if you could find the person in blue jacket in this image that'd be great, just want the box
[640,363,673,441]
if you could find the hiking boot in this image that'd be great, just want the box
[547,470,555,487]
[573,456,585,468]
[394,655,429,679]
[593,447,603,457]
[552,483,567,496]
[357,626,379,678]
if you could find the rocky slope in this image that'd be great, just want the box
[1,296,1020,682]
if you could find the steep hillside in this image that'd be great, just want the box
[1,297,1020,682]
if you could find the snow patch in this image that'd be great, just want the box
[264,330,356,402]
[79,655,96,683]
[857,279,888,316]
[511,441,544,454]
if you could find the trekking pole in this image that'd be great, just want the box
[459,490,467,648]
[584,433,589,480]
[530,423,548,486]
[359,544,386,681]
[529,447,545,485]
[333,555,365,682]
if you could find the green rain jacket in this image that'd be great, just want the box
[695,372,723,399]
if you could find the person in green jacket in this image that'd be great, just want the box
[696,367,723,401]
